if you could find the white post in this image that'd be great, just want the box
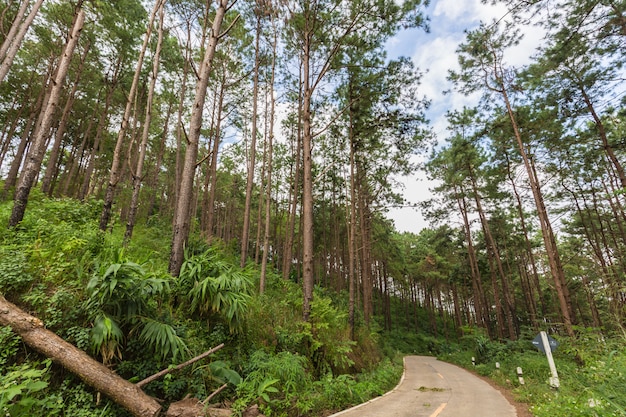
[540,331,560,388]
[516,367,525,385]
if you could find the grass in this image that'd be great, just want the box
[441,329,626,417]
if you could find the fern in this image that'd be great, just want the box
[138,317,188,362]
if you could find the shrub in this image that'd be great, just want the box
[233,350,311,415]
[0,360,59,416]
[179,248,254,332]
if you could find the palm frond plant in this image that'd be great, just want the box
[86,250,186,363]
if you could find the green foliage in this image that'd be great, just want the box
[208,360,242,386]
[51,380,117,417]
[0,250,34,296]
[444,329,626,417]
[0,197,411,416]
[139,317,188,362]
[86,251,185,363]
[0,360,57,416]
[380,328,452,357]
[306,295,356,375]
[233,350,311,415]
[312,357,403,412]
[90,312,124,363]
[87,255,169,319]
[0,327,20,368]
[179,248,253,331]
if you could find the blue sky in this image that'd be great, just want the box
[385,0,543,234]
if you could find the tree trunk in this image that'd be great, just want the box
[301,30,314,321]
[0,97,23,171]
[0,0,44,83]
[61,117,90,197]
[174,27,192,213]
[579,83,626,189]
[254,127,266,264]
[169,0,231,276]
[241,12,262,268]
[9,8,85,227]
[80,87,113,200]
[146,102,172,218]
[260,27,278,294]
[0,295,161,417]
[455,186,491,336]
[100,0,163,231]
[468,171,516,339]
[358,184,373,326]
[2,107,35,199]
[42,41,91,196]
[204,76,226,242]
[347,80,357,339]
[2,66,51,199]
[125,2,165,243]
[501,85,575,337]
[505,152,544,319]
[282,99,302,280]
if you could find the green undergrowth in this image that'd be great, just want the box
[442,328,626,417]
[0,195,403,416]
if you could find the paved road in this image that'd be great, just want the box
[329,356,517,417]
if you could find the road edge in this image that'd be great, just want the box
[327,356,408,417]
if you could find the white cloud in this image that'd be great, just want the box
[433,0,508,24]
[412,35,462,100]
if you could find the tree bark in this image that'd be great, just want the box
[455,186,491,336]
[260,26,278,294]
[2,67,50,199]
[468,170,516,339]
[169,0,232,276]
[80,86,113,200]
[302,32,314,321]
[0,0,44,83]
[42,41,91,196]
[100,0,163,231]
[281,94,302,280]
[203,76,225,242]
[0,96,22,171]
[241,11,262,268]
[125,2,165,243]
[357,169,373,326]
[347,79,357,339]
[0,295,161,417]
[146,102,173,218]
[579,82,626,189]
[9,8,85,227]
[501,83,575,337]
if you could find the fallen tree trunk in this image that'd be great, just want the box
[0,295,162,417]
[137,343,225,388]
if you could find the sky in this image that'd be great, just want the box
[384,0,544,235]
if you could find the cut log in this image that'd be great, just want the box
[0,295,162,417]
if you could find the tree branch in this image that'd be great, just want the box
[136,343,225,388]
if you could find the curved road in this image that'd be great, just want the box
[330,356,517,417]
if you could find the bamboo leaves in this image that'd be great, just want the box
[180,249,253,332]
[139,317,188,362]
[86,254,184,363]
